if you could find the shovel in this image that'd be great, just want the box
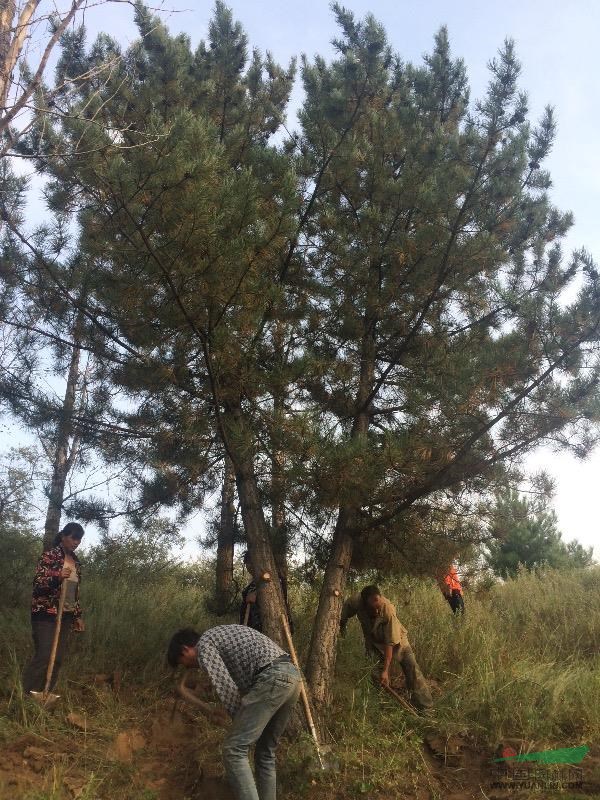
[280,612,338,772]
[175,672,229,726]
[30,578,68,709]
[383,683,420,718]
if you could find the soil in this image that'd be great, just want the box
[2,678,600,800]
[0,687,234,800]
[0,693,235,800]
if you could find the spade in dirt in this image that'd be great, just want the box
[280,613,339,773]
[30,580,67,709]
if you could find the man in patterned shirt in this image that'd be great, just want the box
[167,624,301,800]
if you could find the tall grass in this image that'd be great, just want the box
[1,560,220,687]
[357,567,600,744]
[2,563,599,797]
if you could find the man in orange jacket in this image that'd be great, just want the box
[437,564,465,614]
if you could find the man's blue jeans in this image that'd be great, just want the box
[223,659,301,800]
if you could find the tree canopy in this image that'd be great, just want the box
[1,1,599,704]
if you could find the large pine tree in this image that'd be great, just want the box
[5,3,600,705]
[14,2,299,642]
[296,8,600,702]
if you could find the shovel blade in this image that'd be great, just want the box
[29,690,61,709]
[310,745,340,773]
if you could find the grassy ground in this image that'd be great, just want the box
[2,567,600,798]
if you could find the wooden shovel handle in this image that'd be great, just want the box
[383,683,420,718]
[43,577,68,696]
[280,613,323,757]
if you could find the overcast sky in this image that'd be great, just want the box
[4,0,599,554]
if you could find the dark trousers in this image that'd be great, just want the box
[22,614,73,693]
[447,589,465,615]
[372,642,433,711]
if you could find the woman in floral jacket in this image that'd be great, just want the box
[22,523,85,693]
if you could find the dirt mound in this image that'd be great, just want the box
[107,728,146,763]
[140,705,233,800]
[0,734,64,798]
[150,709,190,749]
[0,701,226,800]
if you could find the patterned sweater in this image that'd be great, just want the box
[31,545,82,619]
[196,625,285,717]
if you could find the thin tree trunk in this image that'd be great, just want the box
[214,454,235,614]
[305,290,377,705]
[271,451,288,596]
[271,339,288,597]
[222,403,287,647]
[42,318,82,550]
[0,1,16,110]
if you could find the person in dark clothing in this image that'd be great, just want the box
[167,624,301,800]
[23,523,85,693]
[239,552,262,630]
[239,551,293,633]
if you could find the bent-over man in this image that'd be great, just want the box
[340,585,433,711]
[167,624,301,800]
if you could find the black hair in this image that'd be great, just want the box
[53,522,85,547]
[167,628,200,668]
[360,584,381,604]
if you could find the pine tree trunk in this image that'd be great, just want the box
[214,454,235,614]
[222,404,287,646]
[305,297,377,705]
[42,321,82,551]
[271,366,288,597]
[234,460,287,647]
[271,467,288,597]
[304,508,354,705]
[0,1,16,110]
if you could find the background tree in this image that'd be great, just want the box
[0,0,86,147]
[0,226,121,549]
[0,447,43,606]
[0,0,153,155]
[486,488,593,578]
[85,517,184,583]
[206,455,238,614]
